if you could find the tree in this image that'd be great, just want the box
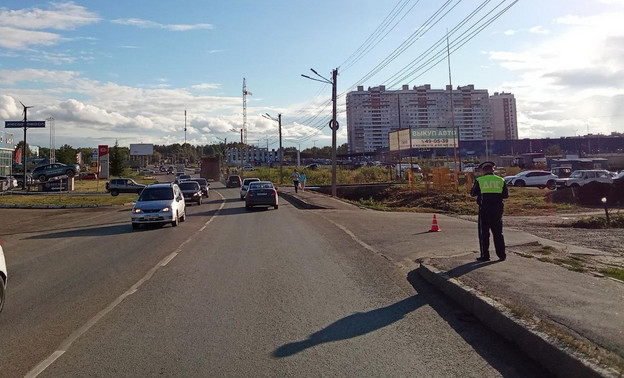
[56,144,76,164]
[110,140,125,176]
[15,141,34,158]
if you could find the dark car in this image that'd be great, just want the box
[32,163,80,182]
[245,181,278,210]
[178,181,203,205]
[187,178,209,197]
[106,178,146,196]
[226,175,242,188]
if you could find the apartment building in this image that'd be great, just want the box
[346,84,513,153]
[490,92,518,140]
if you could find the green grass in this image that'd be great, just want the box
[599,268,624,281]
[554,258,586,272]
[533,245,556,255]
[0,193,133,206]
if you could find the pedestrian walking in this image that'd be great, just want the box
[292,169,300,193]
[299,171,307,191]
[470,161,508,262]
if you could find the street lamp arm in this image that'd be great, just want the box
[301,74,331,84]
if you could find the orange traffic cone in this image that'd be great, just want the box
[428,214,441,232]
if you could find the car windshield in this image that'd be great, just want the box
[569,171,583,178]
[138,187,174,201]
[179,182,199,190]
[249,182,273,190]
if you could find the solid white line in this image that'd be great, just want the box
[318,214,380,255]
[24,192,227,378]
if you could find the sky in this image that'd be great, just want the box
[0,0,622,152]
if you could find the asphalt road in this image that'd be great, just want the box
[0,182,548,377]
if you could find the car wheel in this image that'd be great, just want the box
[111,189,119,196]
[132,223,140,231]
[38,174,47,182]
[547,180,556,190]
[0,278,4,313]
[515,180,525,187]
[172,211,179,227]
[66,170,75,177]
[274,204,278,209]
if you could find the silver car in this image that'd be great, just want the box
[240,177,260,199]
[131,183,186,230]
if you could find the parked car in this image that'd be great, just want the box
[245,181,279,210]
[167,166,175,174]
[32,163,80,182]
[105,178,146,196]
[139,168,155,175]
[503,170,558,189]
[551,167,572,178]
[187,178,209,197]
[178,181,203,205]
[15,173,34,187]
[226,175,242,188]
[79,172,98,180]
[159,166,167,172]
[305,163,319,170]
[242,165,255,171]
[555,169,613,189]
[0,176,18,189]
[240,177,260,199]
[0,236,6,312]
[131,183,186,230]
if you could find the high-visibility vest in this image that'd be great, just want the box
[477,174,505,193]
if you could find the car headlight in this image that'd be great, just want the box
[133,208,142,214]
[193,193,199,197]
[162,207,171,212]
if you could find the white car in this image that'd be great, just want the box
[0,237,7,313]
[131,183,186,230]
[240,177,260,199]
[504,170,558,189]
[555,169,613,189]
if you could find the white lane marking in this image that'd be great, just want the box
[24,191,227,378]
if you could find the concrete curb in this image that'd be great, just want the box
[417,262,610,378]
[279,192,326,210]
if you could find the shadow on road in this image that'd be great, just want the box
[272,295,422,358]
[26,223,132,239]
[406,270,549,377]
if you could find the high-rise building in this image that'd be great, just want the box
[490,92,518,140]
[346,84,510,153]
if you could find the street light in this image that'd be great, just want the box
[301,68,338,197]
[262,113,283,184]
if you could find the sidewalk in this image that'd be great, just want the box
[279,186,624,377]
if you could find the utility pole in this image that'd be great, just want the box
[263,113,283,184]
[47,116,55,163]
[184,110,187,164]
[447,32,459,191]
[301,67,338,196]
[21,103,33,190]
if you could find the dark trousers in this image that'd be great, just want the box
[293,180,299,193]
[478,207,505,259]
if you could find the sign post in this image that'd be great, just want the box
[5,105,46,189]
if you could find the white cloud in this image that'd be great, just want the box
[528,26,550,34]
[0,2,100,30]
[191,83,221,90]
[488,8,624,137]
[111,18,214,31]
[503,29,516,35]
[0,26,61,49]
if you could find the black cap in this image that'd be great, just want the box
[478,161,496,170]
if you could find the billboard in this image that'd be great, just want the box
[388,129,411,151]
[130,143,154,156]
[411,128,458,148]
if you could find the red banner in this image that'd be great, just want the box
[98,145,109,157]
[15,147,21,164]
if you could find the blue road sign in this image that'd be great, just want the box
[5,121,46,128]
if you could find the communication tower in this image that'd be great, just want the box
[242,78,252,145]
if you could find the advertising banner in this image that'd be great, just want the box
[98,144,110,179]
[411,128,458,149]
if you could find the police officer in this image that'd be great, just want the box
[471,161,508,261]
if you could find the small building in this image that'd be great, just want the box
[548,157,609,171]
[0,131,15,176]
